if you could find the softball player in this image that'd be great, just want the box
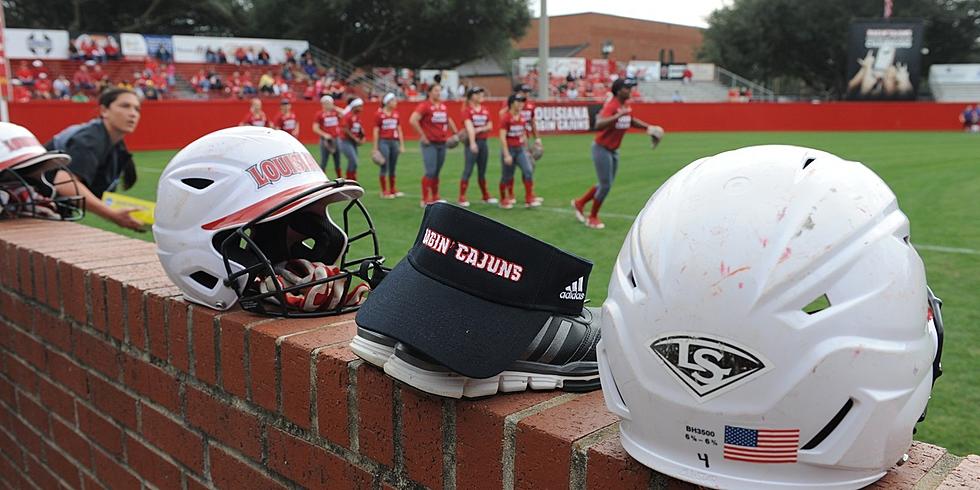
[311,95,343,178]
[458,86,495,206]
[499,93,540,209]
[239,98,268,127]
[572,78,657,229]
[272,98,299,138]
[372,93,405,198]
[339,98,365,182]
[409,83,458,207]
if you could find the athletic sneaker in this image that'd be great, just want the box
[351,308,602,399]
[482,197,499,204]
[458,198,470,207]
[585,216,605,229]
[500,199,514,210]
[571,199,586,223]
[393,191,405,197]
[525,200,542,208]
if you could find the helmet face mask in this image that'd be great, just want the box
[599,145,944,490]
[0,122,84,221]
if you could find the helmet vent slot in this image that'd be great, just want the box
[181,178,214,190]
[190,271,219,290]
[627,271,637,289]
[801,398,854,450]
[803,157,816,169]
[803,294,831,315]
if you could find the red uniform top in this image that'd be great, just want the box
[594,98,632,151]
[462,105,491,140]
[274,112,299,135]
[414,100,451,143]
[374,109,400,140]
[520,101,536,135]
[342,111,364,142]
[240,111,268,127]
[500,112,526,148]
[314,109,342,138]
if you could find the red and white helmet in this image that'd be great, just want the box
[598,145,943,489]
[0,122,84,220]
[153,126,385,316]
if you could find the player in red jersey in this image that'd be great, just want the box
[372,93,406,198]
[498,94,540,209]
[339,98,365,181]
[239,98,268,127]
[409,83,458,207]
[311,95,343,177]
[458,86,495,206]
[572,78,658,229]
[273,98,299,138]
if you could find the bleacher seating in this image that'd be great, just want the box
[637,79,733,102]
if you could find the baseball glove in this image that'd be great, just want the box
[647,125,665,150]
[371,149,386,166]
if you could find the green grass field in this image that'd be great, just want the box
[86,131,979,456]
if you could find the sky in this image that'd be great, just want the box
[529,0,731,28]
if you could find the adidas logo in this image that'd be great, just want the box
[559,277,586,300]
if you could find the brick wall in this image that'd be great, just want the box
[0,219,976,489]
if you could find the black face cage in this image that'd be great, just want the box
[219,180,388,318]
[917,286,945,425]
[0,165,85,221]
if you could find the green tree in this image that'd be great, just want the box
[3,0,246,34]
[239,0,531,67]
[699,0,980,97]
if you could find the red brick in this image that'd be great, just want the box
[32,308,72,353]
[5,355,38,395]
[77,404,123,457]
[9,413,42,466]
[73,330,120,380]
[401,387,444,489]
[0,418,21,462]
[209,444,285,490]
[82,472,103,490]
[46,351,88,397]
[91,446,140,490]
[185,474,209,490]
[90,273,108,332]
[62,264,88,324]
[41,256,62,310]
[185,386,263,460]
[0,444,23,486]
[0,376,14,407]
[38,376,74,422]
[869,441,947,489]
[25,453,60,490]
[1,294,33,331]
[125,435,181,490]
[16,390,49,435]
[51,417,92,470]
[141,404,204,473]
[105,277,127,343]
[586,432,653,489]
[146,287,181,362]
[280,320,356,428]
[515,391,618,489]
[165,298,189,374]
[43,439,81,489]
[0,242,17,291]
[316,346,358,448]
[455,390,560,489]
[190,306,219,385]
[9,326,45,370]
[266,427,373,489]
[217,310,266,398]
[122,355,179,412]
[16,247,34,297]
[125,280,177,354]
[356,364,394,467]
[938,454,980,489]
[86,374,137,430]
[249,317,332,413]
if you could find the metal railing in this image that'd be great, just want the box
[717,66,775,101]
[306,45,399,97]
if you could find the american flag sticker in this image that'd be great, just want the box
[724,425,799,463]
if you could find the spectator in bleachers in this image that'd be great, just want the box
[144,82,160,101]
[155,44,172,63]
[72,65,94,92]
[216,48,228,64]
[191,69,210,93]
[71,91,90,103]
[274,74,289,96]
[69,42,81,60]
[301,53,317,78]
[258,71,275,95]
[285,48,297,64]
[682,67,693,84]
[235,46,247,65]
[258,48,271,65]
[151,71,167,94]
[206,47,218,64]
[144,57,159,78]
[16,61,34,86]
[32,60,49,79]
[166,64,176,87]
[34,73,53,99]
[281,62,295,82]
[567,84,579,99]
[104,36,121,60]
[208,71,224,91]
[329,79,346,100]
[53,74,71,99]
[244,47,255,64]
[96,76,112,94]
[11,80,31,103]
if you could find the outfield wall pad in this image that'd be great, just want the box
[0,219,977,489]
[9,100,968,152]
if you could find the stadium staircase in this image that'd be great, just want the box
[637,66,774,102]
[929,82,980,103]
[307,45,398,97]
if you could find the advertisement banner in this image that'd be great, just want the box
[142,35,174,61]
[532,103,602,134]
[120,33,148,60]
[625,61,661,82]
[171,35,309,64]
[845,19,924,100]
[5,28,70,60]
[928,64,980,84]
[686,63,716,81]
[70,32,123,61]
[517,57,586,78]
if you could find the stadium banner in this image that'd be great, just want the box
[845,19,924,100]
[172,35,309,64]
[532,102,601,133]
[70,32,123,60]
[142,35,174,60]
[686,63,716,81]
[625,61,661,82]
[120,33,148,60]
[517,57,586,78]
[419,69,460,95]
[5,28,70,60]
[587,59,614,78]
[929,64,980,84]
[664,64,688,80]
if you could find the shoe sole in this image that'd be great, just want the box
[349,334,395,368]
[383,346,600,399]
[571,200,586,223]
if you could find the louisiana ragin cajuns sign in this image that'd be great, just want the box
[245,151,321,189]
